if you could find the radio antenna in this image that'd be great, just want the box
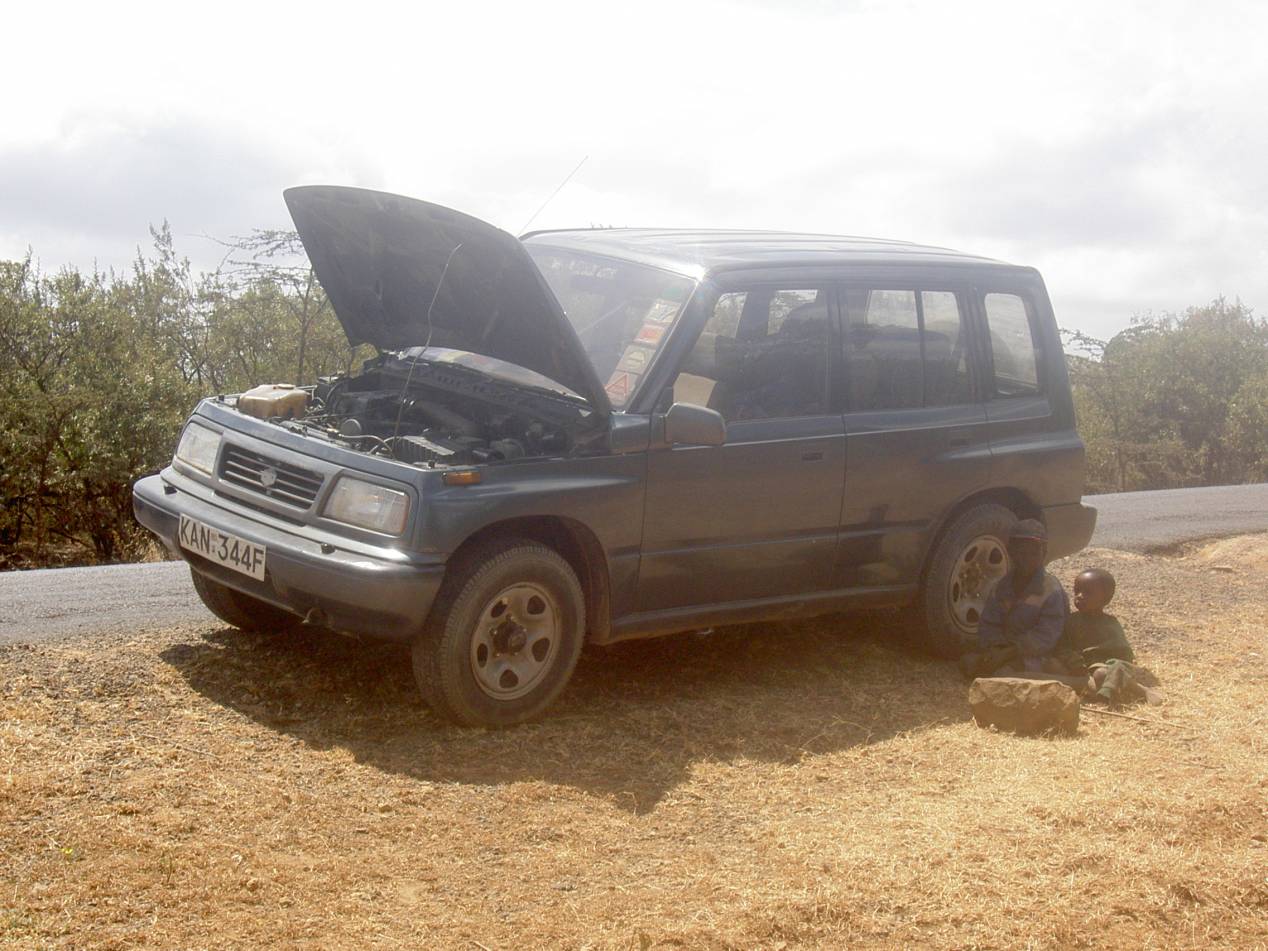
[390,241,463,450]
[519,155,588,234]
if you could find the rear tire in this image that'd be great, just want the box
[190,568,297,633]
[917,504,1017,658]
[412,539,585,728]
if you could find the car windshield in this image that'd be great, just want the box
[527,246,696,408]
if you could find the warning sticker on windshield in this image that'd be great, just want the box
[644,299,679,325]
[617,346,652,374]
[605,371,637,402]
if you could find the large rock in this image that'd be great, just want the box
[969,677,1080,736]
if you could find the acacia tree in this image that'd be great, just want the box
[1064,329,1134,492]
[1225,370,1268,480]
[0,225,368,567]
[218,230,344,385]
[1065,298,1268,492]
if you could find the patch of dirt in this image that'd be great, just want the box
[2,539,1266,949]
[1192,535,1268,576]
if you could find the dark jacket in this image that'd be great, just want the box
[977,569,1069,671]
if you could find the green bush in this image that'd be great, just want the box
[0,226,360,568]
[1065,298,1268,493]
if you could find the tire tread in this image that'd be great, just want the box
[189,568,296,632]
[918,503,1017,658]
[413,538,585,727]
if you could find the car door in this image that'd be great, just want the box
[833,282,994,591]
[634,283,847,614]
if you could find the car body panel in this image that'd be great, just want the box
[133,469,445,640]
[836,403,993,588]
[637,414,847,612]
[285,186,612,415]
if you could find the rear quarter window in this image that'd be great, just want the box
[982,292,1042,397]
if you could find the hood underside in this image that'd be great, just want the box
[284,186,610,416]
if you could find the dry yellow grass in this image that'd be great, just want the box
[2,538,1266,949]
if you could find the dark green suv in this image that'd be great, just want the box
[133,186,1096,727]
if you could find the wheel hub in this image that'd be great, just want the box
[947,533,1009,635]
[492,619,528,654]
[469,582,561,700]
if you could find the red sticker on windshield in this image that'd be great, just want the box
[635,324,664,345]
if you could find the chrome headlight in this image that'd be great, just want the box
[323,476,410,535]
[174,421,221,475]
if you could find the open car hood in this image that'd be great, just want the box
[284,186,611,417]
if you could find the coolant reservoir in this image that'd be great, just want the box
[238,383,310,420]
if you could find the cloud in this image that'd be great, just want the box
[2,0,1266,341]
[0,116,379,273]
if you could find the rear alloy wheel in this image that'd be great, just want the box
[190,567,297,633]
[917,504,1017,658]
[947,534,1009,634]
[412,539,585,727]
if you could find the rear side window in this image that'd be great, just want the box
[841,287,972,411]
[983,293,1041,396]
[672,288,829,421]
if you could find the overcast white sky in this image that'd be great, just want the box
[3,0,1266,340]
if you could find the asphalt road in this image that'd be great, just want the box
[0,561,200,644]
[1084,482,1268,552]
[2,483,1265,645]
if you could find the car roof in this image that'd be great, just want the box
[521,228,1017,278]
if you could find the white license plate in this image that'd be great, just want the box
[179,514,266,581]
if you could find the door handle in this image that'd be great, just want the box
[801,451,824,462]
[947,428,973,448]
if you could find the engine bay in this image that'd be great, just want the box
[237,353,593,468]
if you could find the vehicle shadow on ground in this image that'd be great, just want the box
[160,614,971,813]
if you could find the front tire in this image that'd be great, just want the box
[917,504,1016,658]
[190,568,297,632]
[412,539,586,727]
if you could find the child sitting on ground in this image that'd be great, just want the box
[959,520,1073,680]
[1062,568,1161,706]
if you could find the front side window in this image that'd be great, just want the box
[983,293,1041,396]
[842,287,972,411]
[527,247,696,408]
[671,287,829,421]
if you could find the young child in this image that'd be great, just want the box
[1063,568,1160,706]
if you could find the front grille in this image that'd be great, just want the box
[219,445,324,510]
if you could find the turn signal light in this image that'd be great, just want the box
[442,470,483,486]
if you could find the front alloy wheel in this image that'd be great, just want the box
[469,582,562,700]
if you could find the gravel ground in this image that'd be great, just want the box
[1,536,1265,949]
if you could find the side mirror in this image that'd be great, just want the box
[662,402,726,447]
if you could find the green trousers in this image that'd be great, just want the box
[1089,659,1162,706]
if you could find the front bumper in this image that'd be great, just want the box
[1043,501,1098,560]
[133,471,445,641]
